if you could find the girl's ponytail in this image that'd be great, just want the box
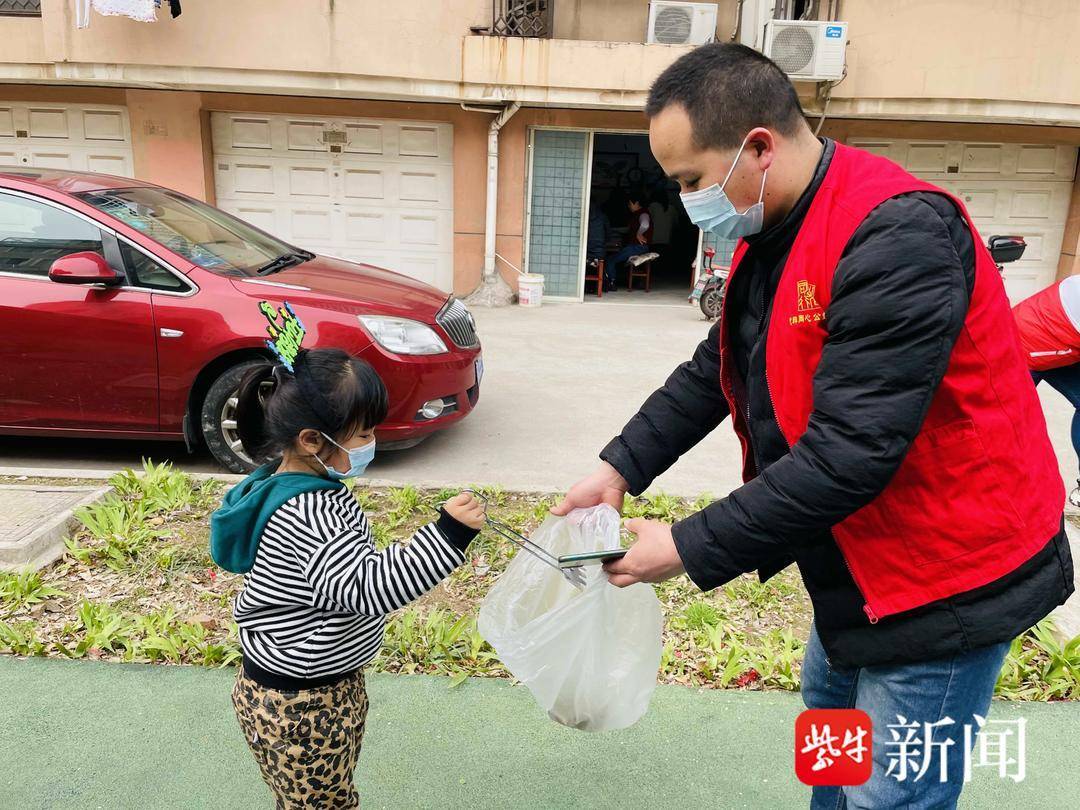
[234,362,279,461]
[232,348,388,465]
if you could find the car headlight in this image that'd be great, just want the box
[358,315,448,355]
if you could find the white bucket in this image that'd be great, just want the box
[518,273,545,307]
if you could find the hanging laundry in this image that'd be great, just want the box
[75,0,91,29]
[149,0,182,16]
[75,0,177,28]
[90,0,158,24]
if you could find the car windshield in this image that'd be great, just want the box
[76,187,299,276]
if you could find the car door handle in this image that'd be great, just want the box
[160,328,184,338]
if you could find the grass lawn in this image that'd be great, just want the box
[1,463,1077,700]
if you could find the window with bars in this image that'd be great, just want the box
[0,0,41,16]
[491,1,552,38]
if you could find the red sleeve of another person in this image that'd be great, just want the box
[1013,278,1080,371]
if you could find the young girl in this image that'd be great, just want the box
[210,347,484,808]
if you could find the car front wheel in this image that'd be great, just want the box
[200,361,263,474]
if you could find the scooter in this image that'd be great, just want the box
[988,234,1026,272]
[691,235,1026,322]
[690,247,729,320]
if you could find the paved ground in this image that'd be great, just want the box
[0,484,109,570]
[0,302,738,497]
[4,298,1077,627]
[1,300,1076,500]
[1,656,1077,810]
[0,487,91,547]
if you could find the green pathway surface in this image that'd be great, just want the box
[3,657,1077,809]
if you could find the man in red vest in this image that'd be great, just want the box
[555,44,1073,808]
[1013,276,1080,506]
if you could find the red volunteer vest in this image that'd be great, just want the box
[1012,281,1080,371]
[719,143,1063,621]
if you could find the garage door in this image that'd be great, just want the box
[0,102,133,175]
[850,140,1078,303]
[211,113,454,291]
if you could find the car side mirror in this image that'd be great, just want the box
[48,252,123,287]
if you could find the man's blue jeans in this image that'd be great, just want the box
[802,624,1009,809]
[606,243,649,283]
[1032,364,1080,477]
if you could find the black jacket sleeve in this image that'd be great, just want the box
[672,195,974,590]
[600,320,730,495]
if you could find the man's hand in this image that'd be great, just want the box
[635,233,647,245]
[603,518,685,587]
[551,462,629,516]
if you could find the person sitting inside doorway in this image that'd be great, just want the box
[605,193,653,291]
[586,198,610,265]
[648,190,676,259]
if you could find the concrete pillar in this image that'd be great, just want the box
[1058,170,1080,280]
[451,110,489,297]
[125,89,212,201]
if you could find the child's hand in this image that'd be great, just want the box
[444,492,485,530]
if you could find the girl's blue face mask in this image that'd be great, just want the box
[318,433,376,480]
[679,132,768,240]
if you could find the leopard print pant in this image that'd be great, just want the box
[232,667,370,809]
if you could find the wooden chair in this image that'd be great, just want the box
[584,258,604,297]
[627,252,660,292]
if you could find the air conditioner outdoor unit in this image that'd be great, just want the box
[763,20,847,81]
[647,2,719,46]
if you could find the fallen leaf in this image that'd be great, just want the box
[734,668,761,688]
[471,555,491,576]
[190,614,217,631]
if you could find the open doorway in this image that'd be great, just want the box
[585,132,701,303]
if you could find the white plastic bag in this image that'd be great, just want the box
[478,504,663,732]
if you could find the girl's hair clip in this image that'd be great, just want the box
[258,300,306,372]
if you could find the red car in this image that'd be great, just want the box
[0,168,482,473]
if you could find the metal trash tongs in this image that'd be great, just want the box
[464,490,586,589]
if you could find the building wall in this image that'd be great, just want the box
[494,107,650,292]
[3,1,1075,126]
[105,95,1080,293]
[199,92,492,298]
[1,14,46,63]
[0,84,492,295]
[24,0,490,83]
[125,90,212,202]
[0,83,124,106]
[822,118,1080,280]
[3,81,1078,292]
[496,112,1080,294]
[1060,173,1080,279]
[4,1,1080,291]
[838,0,1080,111]
[552,0,739,44]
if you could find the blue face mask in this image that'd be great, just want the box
[318,433,376,480]
[680,132,768,240]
